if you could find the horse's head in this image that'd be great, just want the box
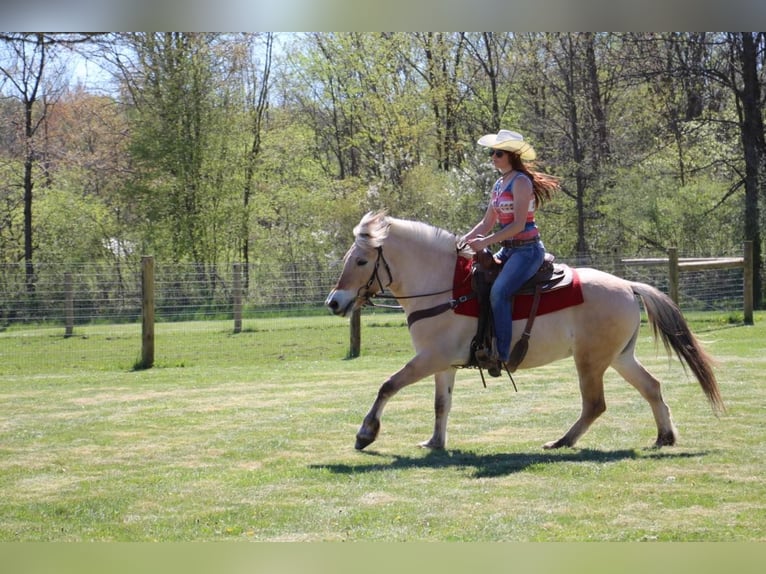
[325,211,392,317]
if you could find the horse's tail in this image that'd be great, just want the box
[630,282,725,414]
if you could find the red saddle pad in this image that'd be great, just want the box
[451,256,584,320]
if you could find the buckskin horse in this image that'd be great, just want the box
[325,211,723,451]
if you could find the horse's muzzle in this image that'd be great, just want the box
[325,290,355,317]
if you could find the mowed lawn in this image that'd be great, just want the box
[1,311,764,541]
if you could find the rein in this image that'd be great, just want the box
[358,246,475,326]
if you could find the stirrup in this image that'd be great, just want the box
[474,345,502,378]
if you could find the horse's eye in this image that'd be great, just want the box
[357,259,368,266]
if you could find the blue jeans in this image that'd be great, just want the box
[490,241,546,362]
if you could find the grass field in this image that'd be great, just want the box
[1,311,765,541]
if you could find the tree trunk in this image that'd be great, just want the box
[736,32,764,309]
[584,33,610,165]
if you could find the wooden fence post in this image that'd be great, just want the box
[611,245,624,278]
[141,256,155,369]
[668,247,679,305]
[349,307,361,358]
[233,262,242,334]
[744,241,754,325]
[64,271,74,338]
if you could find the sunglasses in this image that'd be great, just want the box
[489,149,505,158]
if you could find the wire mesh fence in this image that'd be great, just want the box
[0,251,751,371]
[0,260,340,329]
[0,253,750,329]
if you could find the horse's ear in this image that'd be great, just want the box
[365,210,388,227]
[372,211,391,237]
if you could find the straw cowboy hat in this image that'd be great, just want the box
[477,129,537,161]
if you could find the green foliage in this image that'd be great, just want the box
[0,33,762,308]
[35,175,115,264]
[125,33,246,265]
[594,163,742,257]
[371,164,482,235]
[250,110,369,265]
[0,158,24,264]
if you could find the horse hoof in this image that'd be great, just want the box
[355,434,375,450]
[654,429,677,448]
[543,438,567,449]
[418,439,445,450]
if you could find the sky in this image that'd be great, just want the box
[63,33,290,96]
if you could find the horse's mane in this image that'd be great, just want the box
[353,211,467,257]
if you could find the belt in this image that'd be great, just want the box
[501,236,540,248]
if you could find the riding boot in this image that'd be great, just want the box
[474,344,502,378]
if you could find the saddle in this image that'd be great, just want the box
[470,249,574,380]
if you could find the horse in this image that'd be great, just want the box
[325,211,724,451]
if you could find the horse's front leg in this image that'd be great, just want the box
[355,353,440,450]
[419,369,457,450]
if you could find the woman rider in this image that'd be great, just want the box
[462,129,560,368]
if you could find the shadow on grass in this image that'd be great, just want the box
[311,448,709,479]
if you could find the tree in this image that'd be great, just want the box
[290,33,428,190]
[0,33,78,290]
[234,33,273,287]
[633,32,765,306]
[513,33,621,256]
[37,86,133,265]
[409,32,468,171]
[462,33,515,133]
[727,32,765,308]
[107,33,243,268]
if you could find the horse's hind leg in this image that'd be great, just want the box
[611,351,677,447]
[544,359,607,449]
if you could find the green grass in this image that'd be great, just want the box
[1,311,765,541]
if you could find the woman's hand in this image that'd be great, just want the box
[467,236,492,253]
